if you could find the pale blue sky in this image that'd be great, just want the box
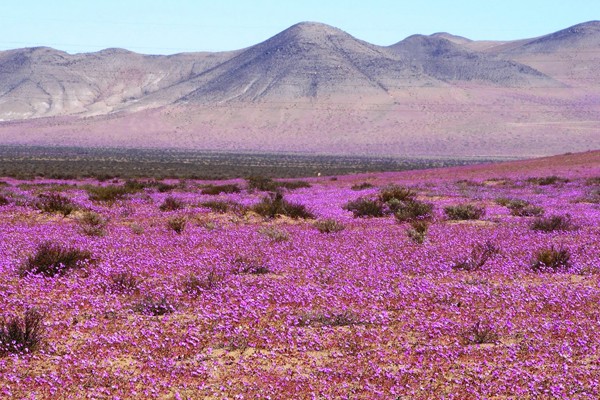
[0,0,598,54]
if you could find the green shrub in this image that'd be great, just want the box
[0,309,45,357]
[444,204,485,220]
[314,219,345,233]
[394,200,434,222]
[531,246,571,272]
[201,184,241,195]
[344,197,385,218]
[531,215,577,232]
[19,242,92,277]
[251,193,314,219]
[36,193,77,216]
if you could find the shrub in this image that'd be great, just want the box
[156,182,177,193]
[130,223,144,235]
[258,226,291,242]
[201,184,241,195]
[246,176,278,192]
[109,271,140,292]
[394,200,434,222]
[509,203,544,217]
[585,177,600,186]
[133,296,175,316]
[19,242,93,277]
[527,176,569,186]
[167,216,187,234]
[200,200,246,214]
[182,270,224,295]
[78,211,108,237]
[251,193,314,219]
[314,219,345,233]
[531,215,577,232]
[452,241,500,272]
[406,221,429,244]
[159,196,185,211]
[0,309,45,356]
[36,193,77,216]
[460,320,499,345]
[351,182,374,191]
[378,185,416,203]
[531,246,571,272]
[277,180,312,190]
[344,197,385,218]
[232,256,270,275]
[444,204,485,220]
[86,185,131,203]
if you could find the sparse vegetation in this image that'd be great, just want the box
[109,271,140,292]
[200,200,247,214]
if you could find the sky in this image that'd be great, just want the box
[0,0,598,54]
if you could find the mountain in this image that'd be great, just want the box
[0,21,599,158]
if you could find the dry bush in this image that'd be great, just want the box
[19,242,93,277]
[444,204,485,220]
[36,193,77,216]
[452,241,500,272]
[159,196,185,211]
[531,215,577,232]
[531,246,571,272]
[0,309,45,356]
[314,219,345,233]
[406,221,429,244]
[344,197,385,218]
[252,193,314,219]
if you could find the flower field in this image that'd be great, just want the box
[1,152,599,399]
